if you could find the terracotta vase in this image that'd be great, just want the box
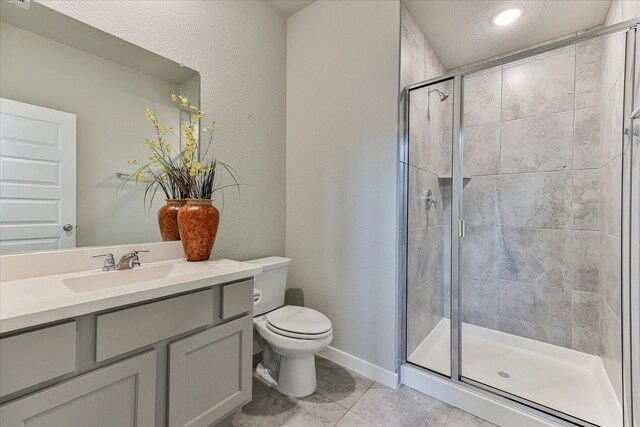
[177,199,220,261]
[157,199,186,241]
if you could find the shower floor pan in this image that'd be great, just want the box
[409,319,621,427]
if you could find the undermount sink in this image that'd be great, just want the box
[63,264,178,293]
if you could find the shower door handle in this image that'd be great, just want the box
[458,219,465,238]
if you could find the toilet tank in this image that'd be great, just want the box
[244,257,291,316]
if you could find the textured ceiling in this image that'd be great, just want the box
[268,0,314,17]
[404,0,612,69]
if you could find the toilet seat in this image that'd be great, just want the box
[265,305,332,339]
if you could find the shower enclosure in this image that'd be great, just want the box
[399,20,640,427]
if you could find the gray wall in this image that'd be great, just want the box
[42,0,287,260]
[286,0,400,372]
[401,4,451,357]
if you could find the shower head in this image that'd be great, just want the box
[428,88,449,102]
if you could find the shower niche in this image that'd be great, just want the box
[402,24,637,427]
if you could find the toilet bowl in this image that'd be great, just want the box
[246,257,332,398]
[254,306,332,397]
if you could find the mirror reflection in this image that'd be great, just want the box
[0,1,200,254]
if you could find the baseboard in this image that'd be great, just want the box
[319,346,399,389]
[401,365,564,427]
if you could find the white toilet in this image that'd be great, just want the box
[246,257,332,398]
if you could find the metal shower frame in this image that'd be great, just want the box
[397,18,640,427]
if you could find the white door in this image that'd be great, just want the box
[0,98,76,254]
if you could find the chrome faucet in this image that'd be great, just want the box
[93,253,116,271]
[92,250,149,271]
[116,251,149,270]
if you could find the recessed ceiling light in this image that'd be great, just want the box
[492,8,522,26]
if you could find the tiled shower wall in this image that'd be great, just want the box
[461,33,626,400]
[460,42,605,351]
[402,0,637,406]
[402,9,617,361]
[401,4,450,356]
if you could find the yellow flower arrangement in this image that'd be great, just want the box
[119,92,240,210]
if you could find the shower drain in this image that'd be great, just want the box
[497,371,511,378]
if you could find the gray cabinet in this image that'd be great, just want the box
[168,315,252,427]
[96,289,214,362]
[0,279,255,427]
[0,321,76,397]
[221,279,253,319]
[0,350,157,427]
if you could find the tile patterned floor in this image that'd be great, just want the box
[233,356,498,427]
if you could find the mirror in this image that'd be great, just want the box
[0,1,200,254]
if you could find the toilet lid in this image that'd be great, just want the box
[266,306,332,338]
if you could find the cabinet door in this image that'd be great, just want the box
[0,350,156,427]
[168,315,252,427]
[0,321,76,397]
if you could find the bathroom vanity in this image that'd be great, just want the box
[0,3,262,425]
[0,245,261,427]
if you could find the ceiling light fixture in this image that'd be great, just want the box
[492,8,522,26]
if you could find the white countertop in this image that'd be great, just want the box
[0,258,262,334]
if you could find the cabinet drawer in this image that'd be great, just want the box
[0,322,76,397]
[221,279,253,319]
[96,289,213,362]
[168,315,252,427]
[0,350,156,427]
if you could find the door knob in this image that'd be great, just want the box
[63,224,74,231]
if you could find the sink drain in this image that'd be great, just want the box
[497,371,511,378]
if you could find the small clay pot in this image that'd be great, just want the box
[157,199,186,241]
[177,199,220,261]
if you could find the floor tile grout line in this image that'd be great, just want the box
[441,405,455,427]
[315,375,377,411]
[243,376,278,411]
[246,357,394,426]
[243,351,503,427]
[354,380,376,405]
[314,357,378,410]
[321,392,368,411]
[350,411,379,426]
[317,392,355,411]
[346,381,379,424]
[245,366,372,422]
[332,410,350,427]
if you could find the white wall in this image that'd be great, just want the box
[40,0,287,260]
[605,1,640,26]
[286,0,400,373]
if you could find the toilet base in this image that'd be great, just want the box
[253,314,332,399]
[255,362,278,388]
[255,355,317,398]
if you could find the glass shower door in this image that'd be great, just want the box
[459,32,626,426]
[405,79,453,376]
